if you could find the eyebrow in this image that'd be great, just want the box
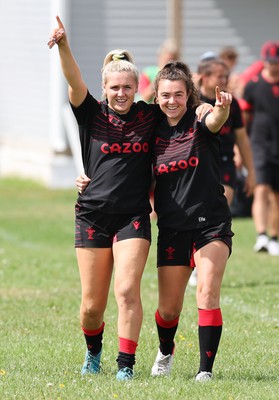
[160,91,184,95]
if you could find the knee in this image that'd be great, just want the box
[115,282,140,308]
[196,283,220,309]
[159,308,180,321]
[254,185,270,199]
[80,300,105,320]
[158,300,182,320]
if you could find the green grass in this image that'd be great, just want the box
[0,177,278,399]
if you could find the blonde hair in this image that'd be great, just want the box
[158,39,179,59]
[101,49,139,98]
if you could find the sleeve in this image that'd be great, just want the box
[70,91,99,124]
[239,82,254,112]
[189,109,216,138]
[69,91,99,172]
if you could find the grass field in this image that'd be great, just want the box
[0,177,278,400]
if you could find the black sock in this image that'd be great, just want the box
[198,325,222,372]
[157,324,178,355]
[155,309,179,355]
[83,324,104,355]
[116,352,135,370]
[157,325,178,356]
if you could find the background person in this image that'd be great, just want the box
[218,45,242,98]
[240,41,279,256]
[197,58,255,207]
[188,57,255,287]
[137,39,179,103]
[237,42,275,99]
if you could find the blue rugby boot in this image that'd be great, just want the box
[81,349,102,375]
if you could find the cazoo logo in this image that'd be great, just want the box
[101,142,149,154]
[153,157,199,175]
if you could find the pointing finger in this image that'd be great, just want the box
[215,86,221,102]
[56,15,65,30]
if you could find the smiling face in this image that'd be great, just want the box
[103,71,138,114]
[157,79,188,126]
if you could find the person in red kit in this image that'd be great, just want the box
[187,57,255,286]
[137,39,179,103]
[149,62,234,382]
[48,16,163,381]
[240,41,279,256]
[197,58,255,207]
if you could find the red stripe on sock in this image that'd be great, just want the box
[82,322,105,336]
[198,309,222,326]
[155,309,180,328]
[119,337,138,354]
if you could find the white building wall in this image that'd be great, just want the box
[0,1,51,144]
[0,0,278,188]
[0,0,77,187]
[187,0,279,73]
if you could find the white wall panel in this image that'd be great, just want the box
[0,0,278,186]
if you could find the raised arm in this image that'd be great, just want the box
[48,16,87,107]
[205,86,232,133]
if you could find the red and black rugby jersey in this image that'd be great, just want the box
[241,73,279,164]
[71,91,163,214]
[152,108,231,230]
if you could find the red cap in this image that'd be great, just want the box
[261,41,279,62]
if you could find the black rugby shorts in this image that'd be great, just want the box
[255,162,279,191]
[157,220,234,268]
[75,205,151,248]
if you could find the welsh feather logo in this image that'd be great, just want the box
[86,227,95,240]
[133,221,140,230]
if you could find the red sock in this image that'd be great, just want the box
[198,308,222,326]
[155,309,179,328]
[117,337,138,370]
[82,322,105,336]
[118,337,138,354]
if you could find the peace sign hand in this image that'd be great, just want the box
[47,16,66,49]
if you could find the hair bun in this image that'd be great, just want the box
[112,53,129,62]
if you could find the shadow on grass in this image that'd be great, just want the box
[222,280,279,289]
[219,371,279,382]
